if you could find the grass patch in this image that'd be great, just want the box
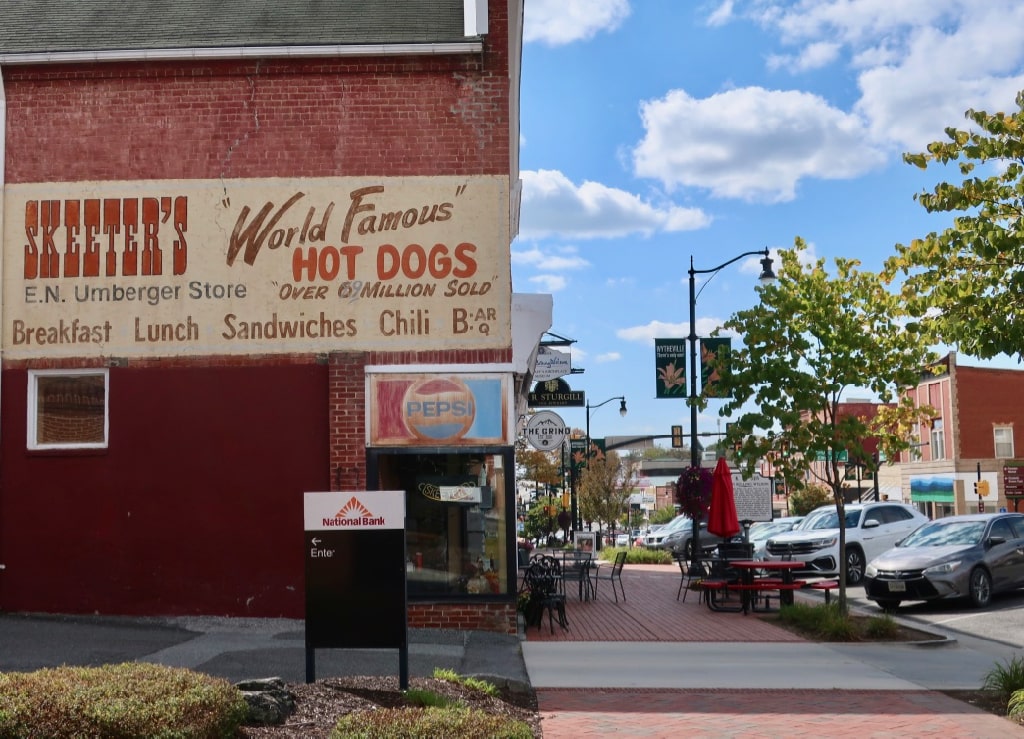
[776,602,899,641]
[330,705,533,738]
[0,662,247,738]
[432,668,498,697]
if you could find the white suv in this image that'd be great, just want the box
[763,502,928,585]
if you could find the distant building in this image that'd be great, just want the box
[894,353,1024,517]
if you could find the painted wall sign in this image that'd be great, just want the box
[367,373,511,446]
[3,176,511,359]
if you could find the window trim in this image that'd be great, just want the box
[27,369,110,450]
[994,426,1014,459]
[930,418,945,461]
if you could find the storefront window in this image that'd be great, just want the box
[373,450,510,598]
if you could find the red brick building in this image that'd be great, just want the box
[0,1,535,634]
[896,352,1024,517]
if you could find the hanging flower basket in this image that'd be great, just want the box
[676,466,713,520]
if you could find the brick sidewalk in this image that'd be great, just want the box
[528,560,1023,737]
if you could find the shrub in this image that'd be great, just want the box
[331,705,533,738]
[982,656,1024,703]
[0,662,247,738]
[862,613,899,640]
[598,546,671,565]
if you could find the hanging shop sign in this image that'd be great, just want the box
[528,378,584,407]
[533,347,572,382]
[4,176,511,359]
[524,410,569,451]
[367,372,511,446]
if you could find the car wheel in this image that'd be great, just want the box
[875,599,900,613]
[845,547,865,585]
[968,567,992,608]
[683,539,695,561]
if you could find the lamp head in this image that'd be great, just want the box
[758,250,777,284]
[619,398,628,417]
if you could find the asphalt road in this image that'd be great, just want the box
[844,583,1024,651]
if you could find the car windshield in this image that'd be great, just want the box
[802,508,862,530]
[661,517,691,533]
[900,520,986,547]
[748,522,793,542]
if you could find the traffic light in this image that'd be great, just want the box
[671,425,683,448]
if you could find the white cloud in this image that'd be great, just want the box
[511,245,590,271]
[766,41,841,72]
[735,1,1024,151]
[706,1,735,28]
[617,319,735,343]
[632,87,886,202]
[528,274,568,292]
[596,352,621,363]
[519,169,711,239]
[524,0,631,46]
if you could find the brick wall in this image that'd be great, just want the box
[4,56,510,182]
[408,602,518,634]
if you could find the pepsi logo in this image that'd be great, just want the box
[402,377,475,441]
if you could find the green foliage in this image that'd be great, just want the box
[715,239,936,612]
[861,614,899,640]
[403,688,462,709]
[982,656,1024,703]
[431,669,498,698]
[776,602,897,642]
[578,451,636,533]
[650,507,678,525]
[885,91,1024,362]
[787,483,832,516]
[599,546,672,565]
[1010,689,1024,718]
[331,706,533,738]
[0,662,247,739]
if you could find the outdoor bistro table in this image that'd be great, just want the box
[720,560,806,615]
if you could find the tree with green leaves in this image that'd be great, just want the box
[885,91,1024,361]
[714,239,936,613]
[577,449,636,540]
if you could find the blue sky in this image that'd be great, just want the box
[512,0,1024,447]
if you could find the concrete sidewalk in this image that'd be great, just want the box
[0,612,530,690]
[2,562,1023,737]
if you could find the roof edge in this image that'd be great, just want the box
[0,41,483,66]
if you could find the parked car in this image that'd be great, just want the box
[863,512,1024,610]
[615,533,631,547]
[642,515,690,550]
[764,502,928,585]
[642,514,734,558]
[746,516,804,560]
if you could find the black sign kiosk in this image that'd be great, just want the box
[304,491,408,687]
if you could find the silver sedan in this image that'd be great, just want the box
[863,512,1024,611]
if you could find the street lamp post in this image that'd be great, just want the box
[687,248,775,570]
[578,396,628,534]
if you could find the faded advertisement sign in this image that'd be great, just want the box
[367,373,511,446]
[4,176,511,358]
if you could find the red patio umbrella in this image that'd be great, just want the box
[707,457,741,539]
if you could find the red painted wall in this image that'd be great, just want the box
[0,361,328,616]
[0,4,516,627]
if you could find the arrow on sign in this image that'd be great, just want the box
[312,537,321,546]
